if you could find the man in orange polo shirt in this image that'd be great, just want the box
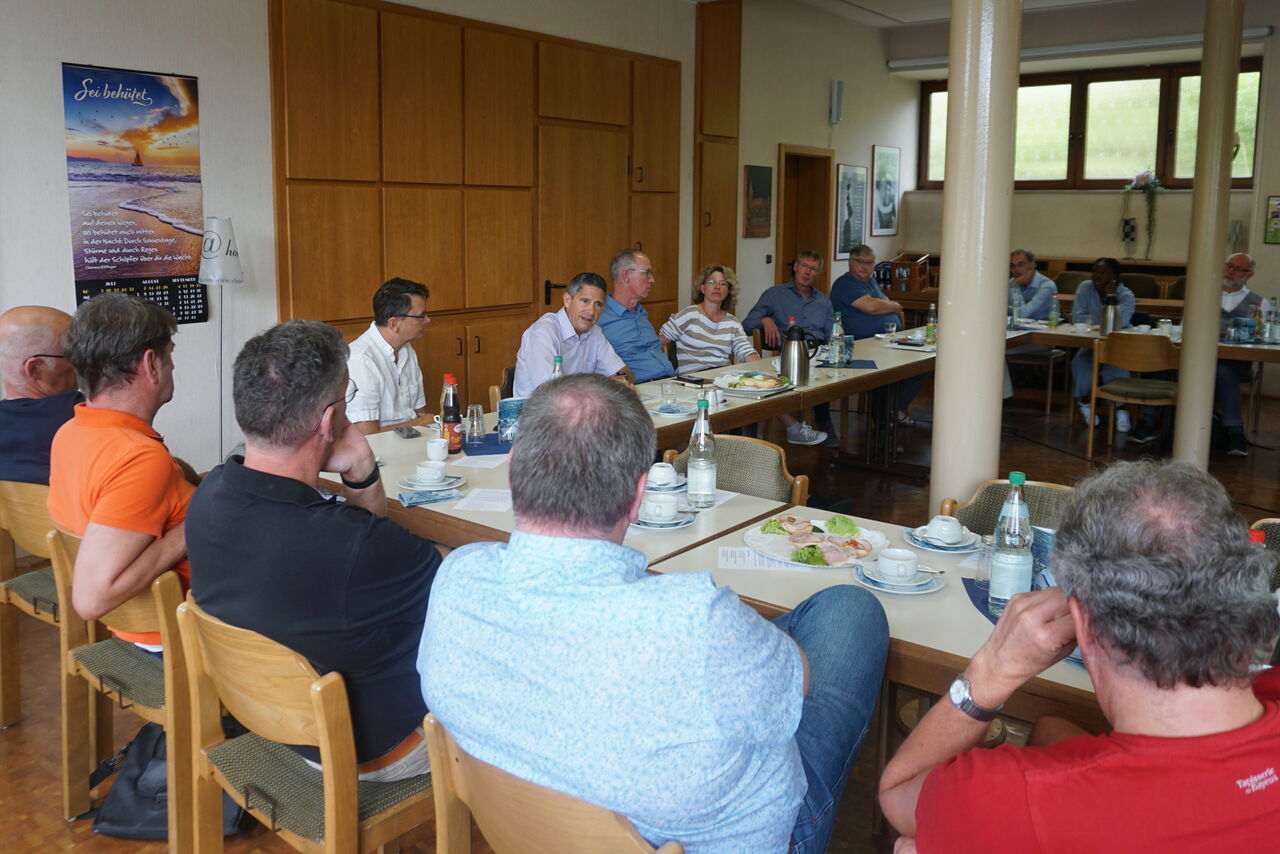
[47,293,195,648]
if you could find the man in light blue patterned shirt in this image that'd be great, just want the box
[418,373,888,854]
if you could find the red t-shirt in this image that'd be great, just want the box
[916,668,1280,853]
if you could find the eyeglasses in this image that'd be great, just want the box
[626,268,654,278]
[1224,263,1253,274]
[702,280,728,287]
[312,379,359,433]
[393,312,429,321]
[28,353,67,360]
[850,257,876,265]
[795,262,821,273]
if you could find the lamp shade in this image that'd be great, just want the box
[198,216,244,286]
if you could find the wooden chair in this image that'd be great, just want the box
[489,366,517,412]
[1242,362,1264,441]
[423,713,682,854]
[1166,275,1186,300]
[47,527,190,845]
[1053,271,1089,294]
[1251,518,1280,593]
[940,478,1075,536]
[1086,332,1179,459]
[1006,347,1070,415]
[663,434,808,506]
[0,480,59,726]
[177,595,432,853]
[1120,273,1161,299]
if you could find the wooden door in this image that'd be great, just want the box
[631,193,680,304]
[465,29,534,186]
[383,186,464,311]
[538,42,629,125]
[380,12,462,184]
[286,183,381,321]
[776,146,835,290]
[631,60,680,192]
[465,188,533,309]
[697,139,738,274]
[466,316,530,407]
[696,0,741,139]
[419,317,468,414]
[282,0,379,180]
[538,125,629,290]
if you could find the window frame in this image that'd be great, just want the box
[917,58,1260,191]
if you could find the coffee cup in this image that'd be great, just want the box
[425,437,448,461]
[878,548,918,581]
[415,460,446,483]
[1074,322,1090,334]
[640,491,678,522]
[1171,325,1183,339]
[648,462,677,487]
[925,514,963,544]
[1135,324,1152,333]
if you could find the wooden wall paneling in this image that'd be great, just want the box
[538,124,629,289]
[642,299,677,334]
[383,186,465,311]
[465,316,530,407]
[697,139,738,273]
[286,183,382,321]
[465,188,533,309]
[631,60,681,192]
[464,29,535,186]
[419,317,468,414]
[282,0,379,180]
[630,193,679,304]
[538,42,630,126]
[696,0,741,139]
[381,12,462,184]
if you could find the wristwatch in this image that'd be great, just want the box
[949,674,1003,722]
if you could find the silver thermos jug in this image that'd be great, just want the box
[1101,294,1121,336]
[779,319,816,387]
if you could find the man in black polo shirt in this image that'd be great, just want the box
[187,320,444,780]
[0,305,81,484]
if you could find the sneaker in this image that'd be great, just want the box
[1116,409,1131,433]
[1078,403,1100,427]
[1129,422,1158,444]
[786,421,828,446]
[820,431,841,449]
[1226,427,1249,457]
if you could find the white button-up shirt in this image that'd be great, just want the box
[346,322,426,427]
[512,309,626,398]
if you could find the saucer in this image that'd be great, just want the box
[632,511,696,530]
[397,474,466,492]
[866,565,936,588]
[906,527,979,553]
[855,565,944,595]
[646,474,687,492]
[648,402,699,417]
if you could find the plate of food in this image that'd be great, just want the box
[743,513,887,568]
[713,371,793,394]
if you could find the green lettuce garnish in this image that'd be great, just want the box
[825,514,860,536]
[791,545,827,565]
[760,518,788,535]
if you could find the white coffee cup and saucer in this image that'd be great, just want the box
[645,462,687,492]
[867,548,932,587]
[905,515,979,552]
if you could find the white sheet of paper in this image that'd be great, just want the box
[453,488,513,512]
[717,546,807,572]
[452,454,509,469]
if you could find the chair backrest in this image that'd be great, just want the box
[1053,271,1089,294]
[941,479,1075,536]
[491,366,518,412]
[423,714,682,854]
[1166,275,1186,300]
[1096,332,1179,374]
[48,526,162,633]
[663,435,807,505]
[1120,273,1160,299]
[0,480,55,559]
[1251,518,1280,593]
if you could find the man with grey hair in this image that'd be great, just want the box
[512,271,627,397]
[881,460,1280,852]
[0,305,81,484]
[597,249,676,383]
[420,373,888,853]
[1003,248,1059,402]
[187,320,443,781]
[1212,252,1263,456]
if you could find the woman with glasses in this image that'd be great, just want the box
[658,264,760,372]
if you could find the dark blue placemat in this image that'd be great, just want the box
[462,432,513,457]
[818,359,877,369]
[961,578,1084,670]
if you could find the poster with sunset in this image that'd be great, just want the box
[62,63,205,315]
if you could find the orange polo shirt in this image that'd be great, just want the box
[47,403,194,645]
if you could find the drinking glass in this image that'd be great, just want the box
[883,320,899,336]
[661,380,678,405]
[464,404,485,446]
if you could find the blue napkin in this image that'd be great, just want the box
[398,489,463,507]
[818,359,877,369]
[461,432,512,457]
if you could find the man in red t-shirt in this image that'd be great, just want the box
[47,294,196,646]
[880,460,1280,853]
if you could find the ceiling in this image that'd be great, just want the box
[793,0,1132,28]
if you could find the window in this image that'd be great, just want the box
[919,59,1260,190]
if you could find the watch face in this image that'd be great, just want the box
[950,677,966,705]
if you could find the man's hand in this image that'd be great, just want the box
[966,588,1076,708]
[759,316,782,349]
[323,417,377,480]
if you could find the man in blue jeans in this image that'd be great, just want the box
[419,373,888,853]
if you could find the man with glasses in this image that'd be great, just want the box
[188,320,445,781]
[0,305,81,484]
[1003,249,1059,403]
[347,277,432,435]
[1210,252,1264,456]
[598,249,676,383]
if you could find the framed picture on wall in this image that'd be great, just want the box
[835,163,866,260]
[870,145,900,237]
[1266,195,1280,245]
[743,165,772,238]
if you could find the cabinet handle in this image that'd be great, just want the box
[635,240,643,251]
[474,335,481,354]
[455,337,464,356]
[703,212,712,227]
[636,165,644,183]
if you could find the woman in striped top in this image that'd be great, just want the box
[659,265,760,372]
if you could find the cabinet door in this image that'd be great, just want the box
[286,183,381,321]
[381,12,462,184]
[697,0,741,139]
[465,188,533,309]
[538,125,629,289]
[538,42,629,126]
[631,193,680,304]
[466,316,531,407]
[631,60,680,192]
[383,187,464,311]
[419,318,468,413]
[698,139,738,273]
[282,0,379,180]
[465,29,534,186]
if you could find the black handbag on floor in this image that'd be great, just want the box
[91,722,253,840]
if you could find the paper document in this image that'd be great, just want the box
[452,454,508,469]
[717,546,807,572]
[453,488,513,512]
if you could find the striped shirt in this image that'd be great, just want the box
[659,306,758,373]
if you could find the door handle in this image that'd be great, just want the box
[474,335,481,354]
[455,337,463,356]
[703,212,712,227]
[636,166,644,183]
[635,240,643,251]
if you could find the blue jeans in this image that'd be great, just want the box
[1215,360,1251,427]
[1071,348,1129,399]
[773,585,888,854]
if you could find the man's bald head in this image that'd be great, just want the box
[0,306,77,398]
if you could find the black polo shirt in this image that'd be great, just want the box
[187,457,440,763]
[0,390,82,484]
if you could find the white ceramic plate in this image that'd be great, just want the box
[647,402,699,417]
[631,511,697,530]
[743,521,887,569]
[397,474,466,493]
[905,527,980,554]
[712,371,793,394]
[865,564,937,588]
[855,565,944,595]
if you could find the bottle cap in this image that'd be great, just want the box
[697,398,709,409]
[1248,529,1265,545]
[553,355,563,363]
[443,373,457,384]
[1008,471,1026,485]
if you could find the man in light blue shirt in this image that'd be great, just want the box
[513,272,626,398]
[597,249,676,383]
[418,374,887,854]
[1008,248,1057,321]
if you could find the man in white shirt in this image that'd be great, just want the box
[1214,253,1264,456]
[347,278,432,435]
[513,272,627,398]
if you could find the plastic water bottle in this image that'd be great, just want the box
[988,471,1033,618]
[1009,287,1024,330]
[686,399,716,509]
[549,355,564,380]
[1048,293,1061,329]
[829,313,844,366]
[925,303,937,345]
[1268,297,1279,343]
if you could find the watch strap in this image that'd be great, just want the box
[340,465,381,490]
[951,675,1002,722]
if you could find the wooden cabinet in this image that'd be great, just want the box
[538,42,629,126]
[282,0,379,180]
[419,318,469,412]
[538,125,629,287]
[631,61,681,192]
[643,299,677,336]
[697,139,738,272]
[696,0,741,139]
[286,183,381,321]
[380,12,462,184]
[465,188,533,309]
[465,29,534,187]
[383,187,464,310]
[631,193,680,304]
[420,315,528,409]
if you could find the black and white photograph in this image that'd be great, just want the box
[871,145,900,237]
[835,163,866,260]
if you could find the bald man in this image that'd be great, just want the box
[0,306,81,484]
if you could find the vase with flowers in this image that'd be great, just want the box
[1121,169,1163,260]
